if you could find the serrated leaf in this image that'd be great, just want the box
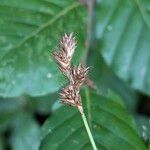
[95,0,150,95]
[0,0,87,97]
[40,91,146,150]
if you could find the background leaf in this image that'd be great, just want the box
[0,0,87,97]
[10,114,40,150]
[88,49,139,111]
[40,90,146,150]
[95,0,150,95]
[0,98,23,133]
[0,136,5,150]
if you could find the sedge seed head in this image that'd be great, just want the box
[53,33,88,114]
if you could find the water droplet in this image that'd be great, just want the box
[48,129,52,133]
[107,25,113,31]
[142,125,147,130]
[47,72,52,78]
[142,132,146,138]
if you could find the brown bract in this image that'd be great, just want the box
[53,33,89,114]
[72,64,89,90]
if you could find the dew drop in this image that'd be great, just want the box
[107,25,113,31]
[48,128,52,133]
[142,132,146,138]
[142,125,147,130]
[47,72,52,78]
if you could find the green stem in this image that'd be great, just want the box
[85,88,92,128]
[81,112,98,150]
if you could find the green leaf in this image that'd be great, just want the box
[135,115,150,144]
[95,0,150,95]
[0,97,23,133]
[88,50,139,111]
[0,0,87,97]
[0,136,5,150]
[40,90,146,150]
[11,114,40,150]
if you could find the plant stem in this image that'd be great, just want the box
[85,88,92,128]
[82,0,95,64]
[81,112,98,150]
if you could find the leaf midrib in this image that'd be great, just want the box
[0,2,80,60]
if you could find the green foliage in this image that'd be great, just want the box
[0,98,23,133]
[0,0,149,149]
[11,114,40,150]
[88,50,139,111]
[0,0,87,97]
[95,0,150,95]
[40,90,146,150]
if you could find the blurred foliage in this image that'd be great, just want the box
[0,0,86,97]
[10,114,40,150]
[0,0,149,150]
[95,0,150,96]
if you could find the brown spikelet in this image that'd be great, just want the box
[59,85,81,107]
[53,33,76,77]
[53,33,89,114]
[61,33,76,59]
[72,64,89,90]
